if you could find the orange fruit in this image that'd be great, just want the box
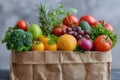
[39,35,49,44]
[57,34,77,51]
[39,35,57,51]
[32,41,44,51]
[45,43,57,51]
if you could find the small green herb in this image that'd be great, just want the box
[48,40,56,45]
[74,45,85,53]
[69,8,77,14]
[48,34,59,45]
[48,4,68,27]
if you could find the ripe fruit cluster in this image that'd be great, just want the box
[62,27,90,40]
[2,4,117,52]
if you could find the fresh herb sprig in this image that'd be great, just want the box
[48,5,68,27]
[48,34,59,45]
[48,5,78,27]
[90,25,118,47]
[74,45,85,53]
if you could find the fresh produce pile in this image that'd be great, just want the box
[2,4,118,52]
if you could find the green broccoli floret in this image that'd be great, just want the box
[2,29,33,51]
[2,27,14,43]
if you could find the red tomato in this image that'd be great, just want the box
[80,15,96,26]
[53,24,67,36]
[58,24,67,30]
[93,35,112,52]
[99,20,114,32]
[55,24,67,31]
[16,20,28,31]
[91,22,100,27]
[53,27,62,36]
[63,15,79,27]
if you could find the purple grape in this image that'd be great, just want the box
[72,27,77,31]
[72,32,78,37]
[77,30,84,35]
[76,27,81,31]
[67,31,74,35]
[84,35,90,39]
[77,35,82,40]
[66,27,72,32]
[84,30,90,35]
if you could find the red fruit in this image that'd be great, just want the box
[99,20,114,32]
[93,35,112,52]
[92,22,100,27]
[53,24,67,36]
[16,20,28,31]
[63,15,79,27]
[53,27,62,36]
[80,15,96,26]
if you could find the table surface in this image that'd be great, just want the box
[0,69,120,80]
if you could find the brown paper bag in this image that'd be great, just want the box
[10,51,112,80]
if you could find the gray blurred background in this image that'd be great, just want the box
[0,0,120,70]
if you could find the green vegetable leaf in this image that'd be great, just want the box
[48,40,56,45]
[48,34,59,45]
[58,4,64,8]
[48,4,69,27]
[69,8,78,14]
[74,45,85,53]
[90,25,118,47]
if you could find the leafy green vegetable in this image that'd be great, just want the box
[2,28,33,51]
[90,25,118,47]
[74,45,85,53]
[48,34,59,45]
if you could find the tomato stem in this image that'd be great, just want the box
[101,20,105,27]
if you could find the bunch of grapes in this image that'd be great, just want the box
[62,27,90,40]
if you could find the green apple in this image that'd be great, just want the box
[28,24,42,40]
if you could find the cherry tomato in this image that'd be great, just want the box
[53,27,62,36]
[93,35,112,52]
[53,24,67,36]
[63,15,79,27]
[80,15,96,26]
[99,20,114,32]
[91,22,100,27]
[16,20,28,31]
